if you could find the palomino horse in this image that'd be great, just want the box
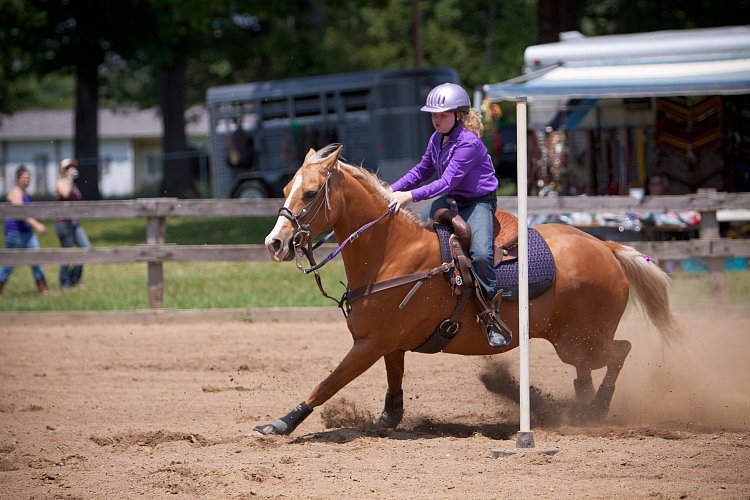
[255,144,681,435]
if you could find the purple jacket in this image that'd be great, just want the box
[390,123,498,203]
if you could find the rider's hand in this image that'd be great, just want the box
[390,190,413,213]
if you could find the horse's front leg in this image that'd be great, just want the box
[376,350,405,429]
[253,339,384,436]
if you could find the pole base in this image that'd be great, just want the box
[490,448,558,458]
[516,431,535,448]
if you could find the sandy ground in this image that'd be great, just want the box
[1,304,749,499]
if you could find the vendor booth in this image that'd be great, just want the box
[481,26,750,196]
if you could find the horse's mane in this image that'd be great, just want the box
[310,144,425,226]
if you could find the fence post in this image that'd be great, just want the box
[146,213,166,308]
[697,188,725,301]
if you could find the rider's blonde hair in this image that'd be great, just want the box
[457,108,484,138]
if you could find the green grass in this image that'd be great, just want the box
[35,216,279,247]
[2,217,749,311]
[2,217,349,311]
[0,261,348,311]
[3,261,746,312]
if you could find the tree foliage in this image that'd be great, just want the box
[1,0,747,197]
[4,0,748,113]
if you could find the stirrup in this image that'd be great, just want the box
[479,292,513,346]
[483,318,511,349]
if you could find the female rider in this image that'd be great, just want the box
[389,83,509,348]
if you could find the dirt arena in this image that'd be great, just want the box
[1,304,748,499]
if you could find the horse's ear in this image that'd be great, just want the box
[322,145,343,171]
[304,148,316,163]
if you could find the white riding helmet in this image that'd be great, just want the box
[421,83,471,113]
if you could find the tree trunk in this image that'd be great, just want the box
[412,0,423,68]
[484,0,498,66]
[74,52,102,200]
[158,61,196,198]
[537,0,582,44]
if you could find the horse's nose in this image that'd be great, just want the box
[266,238,283,257]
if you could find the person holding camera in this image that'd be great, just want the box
[55,158,91,288]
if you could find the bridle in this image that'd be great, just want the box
[276,165,451,319]
[277,171,333,264]
[276,168,395,314]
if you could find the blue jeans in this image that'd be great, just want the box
[424,194,498,299]
[55,222,90,287]
[0,231,46,283]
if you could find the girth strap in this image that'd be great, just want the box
[412,284,474,353]
[413,246,476,354]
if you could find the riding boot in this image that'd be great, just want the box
[0,281,4,295]
[475,286,511,348]
[35,277,49,295]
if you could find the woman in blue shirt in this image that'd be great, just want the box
[1,165,49,294]
[390,83,508,348]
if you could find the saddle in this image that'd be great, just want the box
[413,208,515,354]
[434,208,519,266]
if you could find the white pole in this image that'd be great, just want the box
[515,96,534,448]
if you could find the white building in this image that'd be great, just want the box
[0,106,209,198]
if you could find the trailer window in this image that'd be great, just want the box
[342,90,368,112]
[262,97,288,121]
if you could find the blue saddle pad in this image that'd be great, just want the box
[496,228,556,301]
[435,225,556,301]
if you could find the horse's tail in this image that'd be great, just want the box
[607,242,683,344]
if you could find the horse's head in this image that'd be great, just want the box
[265,145,343,262]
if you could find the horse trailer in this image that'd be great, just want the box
[206,67,459,198]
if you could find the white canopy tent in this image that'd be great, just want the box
[484,26,750,101]
[484,56,750,101]
[480,27,750,196]
[484,28,750,453]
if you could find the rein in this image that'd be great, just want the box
[279,170,451,316]
[279,170,405,313]
[298,204,396,275]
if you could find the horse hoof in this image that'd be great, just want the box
[251,420,285,436]
[375,413,401,429]
[573,378,595,403]
[375,391,404,429]
[587,384,616,422]
[251,424,276,436]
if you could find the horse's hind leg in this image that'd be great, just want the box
[376,350,405,429]
[574,368,595,402]
[589,339,632,419]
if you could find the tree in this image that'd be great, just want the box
[0,2,53,113]
[317,0,536,90]
[537,0,584,43]
[131,0,334,197]
[6,0,747,201]
[579,0,750,35]
[137,1,243,197]
[0,0,146,200]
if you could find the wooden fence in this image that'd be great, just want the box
[2,191,749,307]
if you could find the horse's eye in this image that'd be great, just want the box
[303,190,317,200]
